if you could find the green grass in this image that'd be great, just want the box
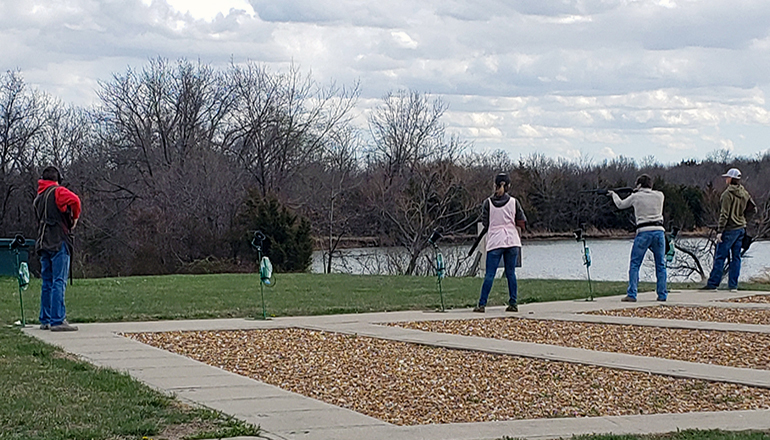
[3,273,766,324]
[1,274,660,323]
[0,325,260,440]
[1,273,768,439]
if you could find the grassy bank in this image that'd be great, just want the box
[1,274,651,323]
[3,273,767,324]
[0,327,260,440]
[1,273,768,439]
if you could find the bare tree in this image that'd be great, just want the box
[97,58,235,181]
[367,91,475,274]
[368,90,452,179]
[670,237,713,282]
[228,62,360,198]
[93,58,246,274]
[0,70,50,234]
[302,126,363,273]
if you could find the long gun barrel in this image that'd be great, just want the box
[467,225,488,257]
[579,186,634,196]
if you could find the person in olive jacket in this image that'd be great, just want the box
[34,166,81,331]
[701,168,756,292]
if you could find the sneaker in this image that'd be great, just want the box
[621,296,637,302]
[698,285,717,291]
[472,305,485,313]
[505,304,518,312]
[729,289,738,293]
[39,324,50,330]
[656,297,667,302]
[50,321,78,332]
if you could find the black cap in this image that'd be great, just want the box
[42,166,62,183]
[495,173,511,187]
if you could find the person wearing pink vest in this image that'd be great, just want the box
[473,173,527,313]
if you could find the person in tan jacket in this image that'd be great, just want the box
[609,174,667,302]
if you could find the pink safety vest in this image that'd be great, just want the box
[486,197,521,251]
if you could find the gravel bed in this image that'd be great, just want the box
[127,329,770,425]
[394,318,770,370]
[587,305,770,325]
[726,295,770,304]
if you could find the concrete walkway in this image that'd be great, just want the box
[25,290,770,440]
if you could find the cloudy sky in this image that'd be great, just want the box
[3,0,770,164]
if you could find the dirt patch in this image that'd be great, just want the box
[725,295,770,304]
[125,329,770,425]
[587,304,770,325]
[395,317,770,370]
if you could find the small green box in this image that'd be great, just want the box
[0,238,35,277]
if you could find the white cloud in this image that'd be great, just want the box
[602,147,618,159]
[391,31,418,49]
[163,0,254,20]
[2,0,770,164]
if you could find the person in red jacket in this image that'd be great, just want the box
[33,166,81,331]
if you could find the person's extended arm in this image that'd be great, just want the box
[610,191,634,210]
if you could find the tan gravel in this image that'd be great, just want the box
[395,318,770,370]
[726,294,770,304]
[587,305,770,325]
[126,329,770,425]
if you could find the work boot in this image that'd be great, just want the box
[472,305,485,313]
[505,304,518,312]
[39,324,50,330]
[50,321,78,332]
[621,296,637,302]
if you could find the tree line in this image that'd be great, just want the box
[2,58,769,277]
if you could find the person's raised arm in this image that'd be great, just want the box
[609,191,633,210]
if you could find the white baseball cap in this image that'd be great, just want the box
[722,168,741,179]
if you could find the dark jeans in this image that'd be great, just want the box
[39,243,70,326]
[706,228,745,290]
[477,247,518,307]
[627,230,667,300]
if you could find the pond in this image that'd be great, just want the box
[311,238,770,283]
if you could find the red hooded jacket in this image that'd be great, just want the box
[37,180,81,221]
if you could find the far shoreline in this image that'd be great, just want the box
[313,228,724,250]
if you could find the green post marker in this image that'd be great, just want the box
[259,276,266,320]
[16,251,26,326]
[436,250,445,312]
[10,234,30,327]
[251,231,274,320]
[574,229,593,301]
[665,227,680,294]
[428,229,446,312]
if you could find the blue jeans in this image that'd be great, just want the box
[627,231,667,300]
[39,243,70,326]
[706,228,744,290]
[477,247,518,307]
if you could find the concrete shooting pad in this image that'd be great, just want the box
[25,289,770,440]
